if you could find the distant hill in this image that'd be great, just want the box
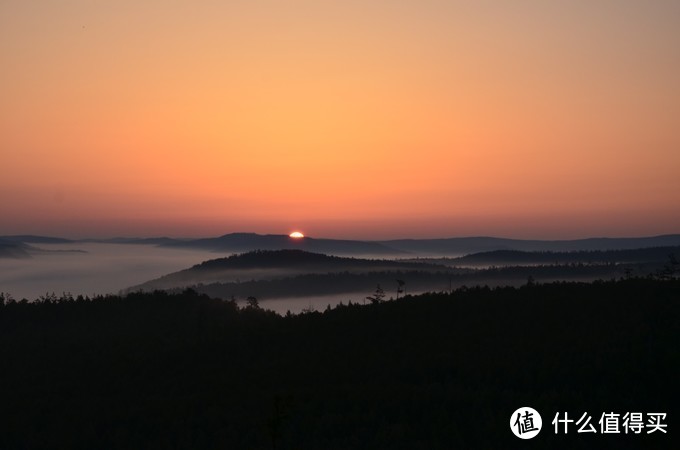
[4,233,680,257]
[125,247,674,299]
[0,235,74,244]
[380,234,680,255]
[85,237,185,245]
[127,249,447,292]
[0,237,86,258]
[413,245,680,267]
[0,239,32,259]
[169,233,680,256]
[159,233,404,256]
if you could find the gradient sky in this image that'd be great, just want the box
[2,0,679,239]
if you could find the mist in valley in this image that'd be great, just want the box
[0,243,223,300]
[2,239,675,313]
[0,243,428,305]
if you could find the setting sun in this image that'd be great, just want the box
[289,231,305,239]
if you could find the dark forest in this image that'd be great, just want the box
[1,278,677,449]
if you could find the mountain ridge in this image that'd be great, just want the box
[3,233,680,257]
[125,249,449,292]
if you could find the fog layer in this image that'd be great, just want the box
[0,243,223,300]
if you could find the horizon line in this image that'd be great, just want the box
[2,231,680,242]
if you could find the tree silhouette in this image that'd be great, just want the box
[667,253,679,278]
[365,284,386,304]
[396,279,405,299]
[246,296,260,309]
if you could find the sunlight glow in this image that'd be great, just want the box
[2,1,679,238]
[289,231,305,239]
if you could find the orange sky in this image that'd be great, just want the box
[1,0,679,239]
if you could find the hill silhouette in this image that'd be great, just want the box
[0,239,32,259]
[160,233,404,256]
[417,245,680,266]
[4,233,680,257]
[380,234,680,255]
[127,249,448,292]
[126,248,676,301]
[0,235,75,244]
[189,249,442,270]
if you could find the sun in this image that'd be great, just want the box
[289,231,305,239]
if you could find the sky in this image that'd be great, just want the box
[1,0,679,239]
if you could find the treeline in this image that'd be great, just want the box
[1,278,678,449]
[161,262,660,300]
[128,249,677,294]
[189,249,445,271]
[129,249,449,292]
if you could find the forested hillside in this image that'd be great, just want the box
[1,278,677,449]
